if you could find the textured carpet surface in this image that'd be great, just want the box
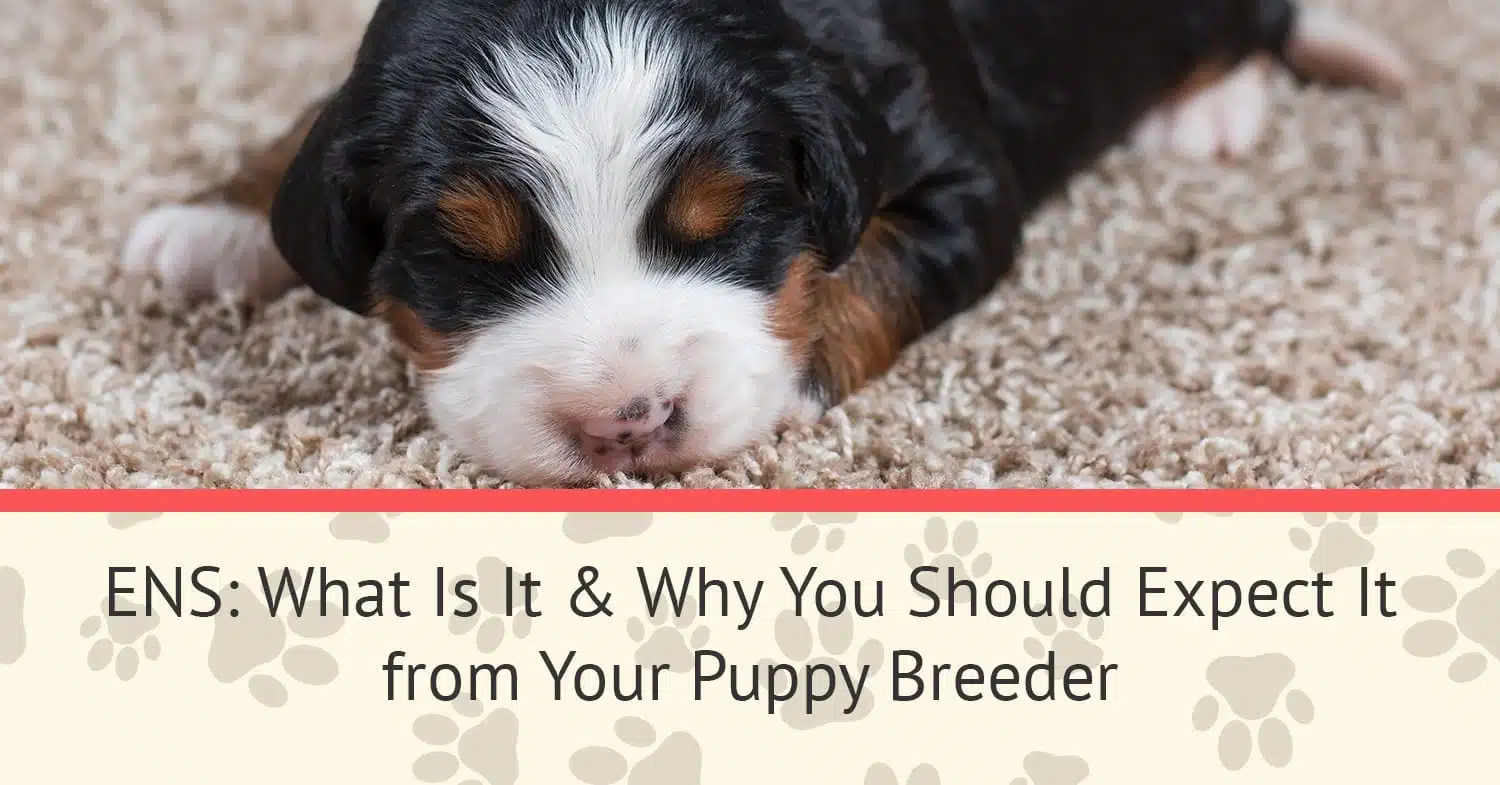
[4,0,1500,488]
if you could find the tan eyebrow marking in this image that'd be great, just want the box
[438,177,526,260]
[663,157,747,242]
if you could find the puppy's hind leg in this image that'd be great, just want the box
[1276,4,1412,95]
[121,99,326,304]
[1132,1,1413,162]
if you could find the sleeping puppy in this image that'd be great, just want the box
[121,0,1412,486]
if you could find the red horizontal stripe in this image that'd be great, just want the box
[0,489,1498,514]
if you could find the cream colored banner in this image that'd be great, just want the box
[1,512,1496,783]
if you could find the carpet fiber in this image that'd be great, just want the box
[4,0,1500,488]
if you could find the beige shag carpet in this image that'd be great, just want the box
[4,0,1500,489]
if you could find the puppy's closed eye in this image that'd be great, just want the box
[438,177,527,260]
[662,157,747,242]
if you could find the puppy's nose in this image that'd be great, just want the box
[579,397,674,442]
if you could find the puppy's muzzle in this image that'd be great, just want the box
[573,395,684,472]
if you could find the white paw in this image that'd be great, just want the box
[121,203,298,303]
[1131,58,1271,161]
[778,392,826,431]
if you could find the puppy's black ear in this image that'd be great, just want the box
[269,96,385,315]
[781,57,885,270]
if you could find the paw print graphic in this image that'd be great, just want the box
[563,512,654,544]
[626,598,710,673]
[903,517,992,603]
[0,566,24,665]
[1007,751,1090,785]
[864,763,940,785]
[411,698,520,785]
[1154,512,1235,524]
[1400,548,1500,683]
[1288,513,1377,574]
[207,570,343,708]
[770,512,856,555]
[81,597,162,681]
[1191,653,1314,771]
[569,716,703,784]
[1021,596,1106,674]
[328,512,398,543]
[759,609,885,730]
[445,557,537,654]
[105,512,163,530]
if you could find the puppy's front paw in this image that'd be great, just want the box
[121,203,297,303]
[777,392,827,432]
[1131,57,1271,162]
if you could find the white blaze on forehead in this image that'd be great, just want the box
[433,7,809,486]
[464,7,691,278]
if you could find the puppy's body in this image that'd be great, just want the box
[122,0,1411,485]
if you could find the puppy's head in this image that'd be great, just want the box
[270,1,882,485]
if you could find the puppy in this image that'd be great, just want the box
[122,0,1412,486]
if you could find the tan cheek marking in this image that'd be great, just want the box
[770,217,920,403]
[438,179,525,260]
[770,252,817,364]
[665,159,746,241]
[374,300,459,373]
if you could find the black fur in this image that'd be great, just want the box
[271,0,1309,401]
